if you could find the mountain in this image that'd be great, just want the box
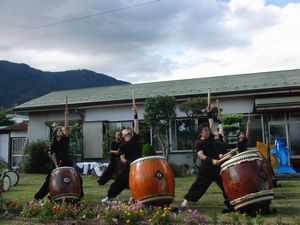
[0,60,129,109]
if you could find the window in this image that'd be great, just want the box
[11,137,27,168]
[173,119,195,151]
[108,121,133,130]
[288,123,300,156]
[290,111,300,121]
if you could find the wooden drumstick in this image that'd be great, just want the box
[207,88,211,107]
[132,90,136,106]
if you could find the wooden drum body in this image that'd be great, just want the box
[221,151,274,211]
[49,167,81,202]
[129,156,175,205]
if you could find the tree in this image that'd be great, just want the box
[179,97,207,166]
[144,96,176,161]
[0,109,14,126]
[222,114,243,147]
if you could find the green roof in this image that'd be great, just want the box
[255,96,300,108]
[14,69,300,112]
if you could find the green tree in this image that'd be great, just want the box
[144,96,176,161]
[0,109,14,126]
[179,97,207,165]
[22,139,51,173]
[222,114,243,146]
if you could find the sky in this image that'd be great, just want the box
[1,0,300,83]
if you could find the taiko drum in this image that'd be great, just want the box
[129,156,175,205]
[220,150,274,211]
[49,167,81,202]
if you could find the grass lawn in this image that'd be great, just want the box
[1,173,300,224]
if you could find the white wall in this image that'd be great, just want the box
[85,105,145,122]
[82,122,103,158]
[217,97,254,114]
[0,134,9,163]
[28,111,81,142]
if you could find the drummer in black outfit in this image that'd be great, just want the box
[181,103,233,213]
[101,104,141,203]
[236,114,251,152]
[97,131,123,185]
[34,98,84,200]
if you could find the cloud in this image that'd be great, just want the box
[0,0,300,83]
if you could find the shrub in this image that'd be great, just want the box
[22,139,51,173]
[142,144,156,157]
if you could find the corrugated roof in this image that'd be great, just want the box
[14,69,300,111]
[0,121,28,131]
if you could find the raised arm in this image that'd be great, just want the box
[245,114,251,140]
[132,91,139,135]
[207,104,214,134]
[132,105,140,135]
[207,88,214,134]
[217,112,224,136]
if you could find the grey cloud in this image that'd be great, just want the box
[0,0,289,82]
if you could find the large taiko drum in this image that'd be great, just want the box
[129,156,175,205]
[49,167,81,202]
[220,150,274,211]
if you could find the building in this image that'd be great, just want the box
[13,69,300,170]
[0,121,28,168]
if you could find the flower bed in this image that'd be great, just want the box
[1,194,209,225]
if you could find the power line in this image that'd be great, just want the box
[0,0,160,37]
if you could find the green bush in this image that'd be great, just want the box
[22,139,51,174]
[142,144,156,157]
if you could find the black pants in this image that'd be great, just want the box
[34,168,84,200]
[184,168,231,208]
[107,165,130,199]
[98,158,121,185]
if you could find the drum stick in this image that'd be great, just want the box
[207,88,211,106]
[65,96,68,106]
[132,90,136,106]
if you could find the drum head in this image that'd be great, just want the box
[2,175,11,192]
[5,171,19,186]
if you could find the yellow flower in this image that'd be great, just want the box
[126,219,130,223]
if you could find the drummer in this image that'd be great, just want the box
[97,131,123,185]
[236,114,251,153]
[181,103,234,213]
[101,104,142,203]
[34,98,84,200]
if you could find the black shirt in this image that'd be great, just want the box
[215,134,228,155]
[110,140,121,161]
[197,134,220,170]
[50,136,70,167]
[119,132,141,163]
[237,138,248,152]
